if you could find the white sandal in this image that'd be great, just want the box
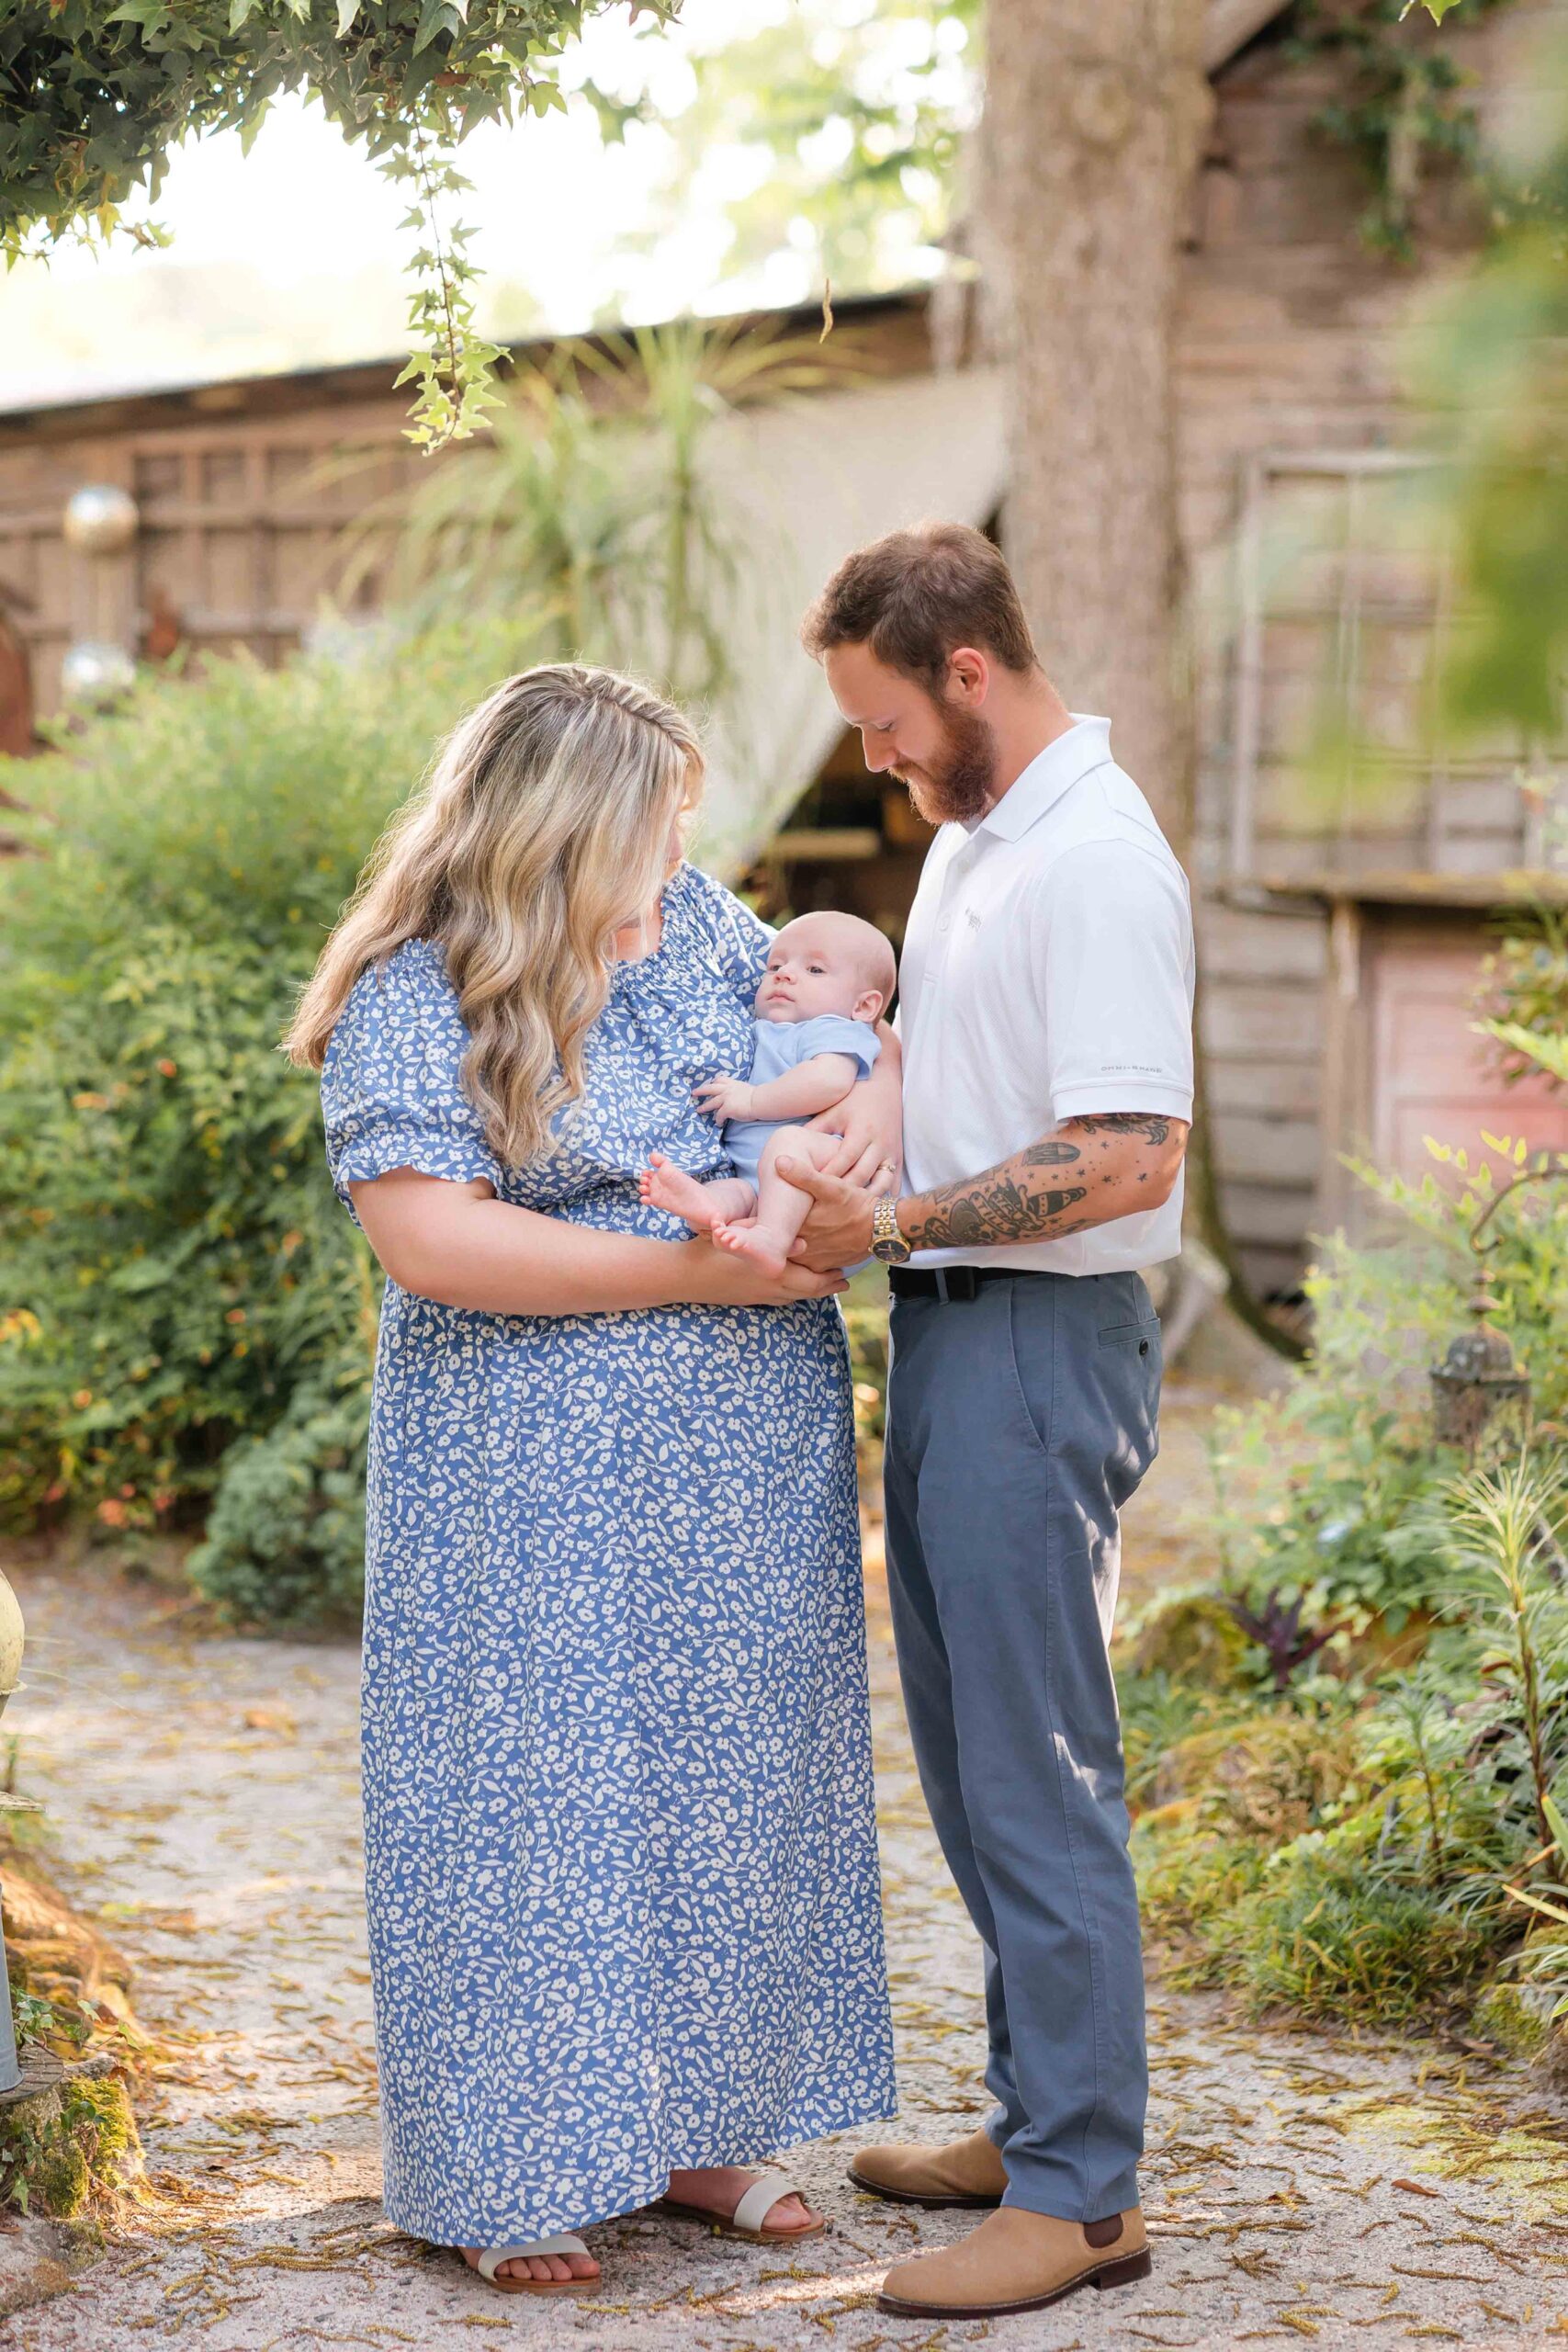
[653,2169,826,2244]
[463,2233,599,2294]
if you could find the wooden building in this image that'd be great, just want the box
[2,0,1565,1305]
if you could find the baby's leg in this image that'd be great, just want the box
[640,1151,756,1235]
[712,1127,839,1277]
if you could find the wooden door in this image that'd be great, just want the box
[1368,917,1568,1193]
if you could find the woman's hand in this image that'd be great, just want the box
[677,1237,847,1306]
[807,1024,903,1189]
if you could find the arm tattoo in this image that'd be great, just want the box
[902,1113,1184,1250]
[908,1172,1089,1249]
[1072,1113,1171,1144]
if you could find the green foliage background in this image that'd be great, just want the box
[0,322,834,1625]
[0,618,542,1620]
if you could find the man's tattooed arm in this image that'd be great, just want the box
[901,1114,1190,1251]
[1071,1113,1172,1145]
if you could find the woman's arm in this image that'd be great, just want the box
[807,1021,903,1186]
[351,1170,847,1314]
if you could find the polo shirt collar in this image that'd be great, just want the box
[971,715,1113,843]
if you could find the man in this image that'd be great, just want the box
[784,522,1194,2324]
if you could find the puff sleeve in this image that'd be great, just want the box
[320,942,503,1224]
[685,864,775,1011]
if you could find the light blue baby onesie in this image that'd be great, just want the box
[723,1013,882,1185]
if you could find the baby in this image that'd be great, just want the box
[641,910,897,1276]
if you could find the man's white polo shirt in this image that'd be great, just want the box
[897,715,1195,1276]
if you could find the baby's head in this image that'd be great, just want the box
[754,910,897,1027]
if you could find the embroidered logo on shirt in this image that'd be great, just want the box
[964,906,983,933]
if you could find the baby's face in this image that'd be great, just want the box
[754,916,875,1024]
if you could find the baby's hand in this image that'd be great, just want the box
[693,1074,754,1122]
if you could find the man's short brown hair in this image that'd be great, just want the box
[801,521,1037,692]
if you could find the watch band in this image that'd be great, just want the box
[871,1195,912,1264]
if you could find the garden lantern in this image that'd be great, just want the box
[0,1566,23,2097]
[1429,1165,1568,1451]
[1429,1270,1530,1451]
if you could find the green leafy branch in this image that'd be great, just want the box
[0,2,682,448]
[382,126,505,450]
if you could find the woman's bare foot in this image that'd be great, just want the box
[459,2243,601,2286]
[664,2165,821,2236]
[713,1220,790,1277]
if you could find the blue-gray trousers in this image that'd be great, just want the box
[883,1268,1160,2222]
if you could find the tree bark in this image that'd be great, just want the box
[976,0,1210,835]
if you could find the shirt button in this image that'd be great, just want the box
[938,915,952,933]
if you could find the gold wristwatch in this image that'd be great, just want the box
[871,1195,912,1265]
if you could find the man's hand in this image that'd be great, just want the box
[693,1073,754,1122]
[777,1153,881,1272]
[807,1026,904,1187]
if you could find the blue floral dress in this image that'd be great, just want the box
[320,861,896,2246]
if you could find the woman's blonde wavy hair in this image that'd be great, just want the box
[286,662,703,1169]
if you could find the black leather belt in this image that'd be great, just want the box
[888,1264,1051,1302]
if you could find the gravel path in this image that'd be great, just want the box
[9,1385,1568,2350]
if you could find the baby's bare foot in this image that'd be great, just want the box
[714,1222,790,1277]
[643,1151,719,1231]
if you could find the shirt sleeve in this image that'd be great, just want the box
[1032,839,1195,1125]
[320,944,503,1224]
[788,1015,883,1079]
[686,865,776,1012]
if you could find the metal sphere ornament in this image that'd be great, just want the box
[62,483,139,556]
[61,639,137,708]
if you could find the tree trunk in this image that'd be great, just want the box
[977,6,1298,1359]
[976,0,1210,836]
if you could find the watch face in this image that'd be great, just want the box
[872,1203,907,1262]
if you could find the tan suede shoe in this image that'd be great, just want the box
[877,2203,1151,2318]
[848,2127,1008,2209]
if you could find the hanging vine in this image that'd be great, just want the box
[1283,0,1508,259]
[0,2,682,450]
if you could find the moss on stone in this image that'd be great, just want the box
[1472,1981,1552,2059]
[0,2069,141,2222]
[1131,1592,1256,1690]
[1150,1711,1358,1837]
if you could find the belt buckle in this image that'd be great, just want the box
[933,1266,979,1304]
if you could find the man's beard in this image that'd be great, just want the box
[894,702,998,825]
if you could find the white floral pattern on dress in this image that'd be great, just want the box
[321,861,897,2245]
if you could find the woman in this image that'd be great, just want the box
[288,664,898,2295]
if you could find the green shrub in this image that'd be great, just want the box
[1133,1812,1270,1956]
[1222,1849,1495,2025]
[1208,1133,1568,1641]
[1118,1662,1244,1811]
[187,1385,369,1628]
[0,617,543,1612]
